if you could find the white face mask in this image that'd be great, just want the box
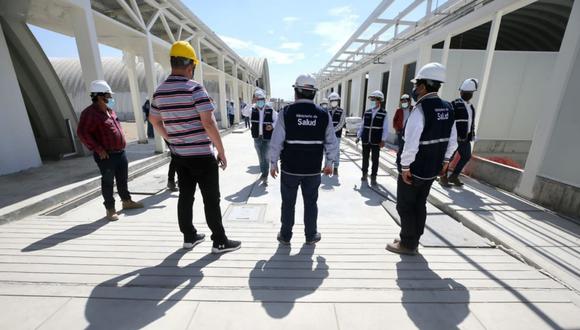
[401,102,409,108]
[321,104,328,109]
[330,101,339,108]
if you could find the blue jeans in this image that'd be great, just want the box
[253,137,270,177]
[93,151,131,210]
[280,173,321,241]
[335,137,341,167]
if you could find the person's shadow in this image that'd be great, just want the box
[396,254,469,329]
[85,250,221,330]
[353,183,384,206]
[246,165,261,174]
[249,244,329,318]
[225,179,267,203]
[21,218,109,252]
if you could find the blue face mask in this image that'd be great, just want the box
[107,98,116,109]
[256,100,265,108]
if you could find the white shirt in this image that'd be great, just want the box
[400,93,458,170]
[242,104,278,136]
[464,100,474,133]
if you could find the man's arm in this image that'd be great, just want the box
[148,114,169,141]
[77,111,105,155]
[381,112,389,142]
[400,106,425,170]
[272,108,279,125]
[445,122,458,161]
[268,109,286,178]
[200,111,225,155]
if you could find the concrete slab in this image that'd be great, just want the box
[0,296,71,330]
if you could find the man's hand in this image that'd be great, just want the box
[379,141,385,148]
[265,124,273,131]
[322,166,333,176]
[97,150,109,160]
[217,152,227,170]
[402,169,413,185]
[439,162,449,177]
[270,163,279,179]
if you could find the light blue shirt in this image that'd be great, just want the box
[356,107,389,141]
[269,99,339,168]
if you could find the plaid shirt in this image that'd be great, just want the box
[77,103,126,154]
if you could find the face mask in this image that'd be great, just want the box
[330,101,339,108]
[411,88,419,102]
[256,100,265,108]
[321,104,328,109]
[107,98,116,109]
[401,102,409,108]
[461,92,473,102]
[373,101,380,109]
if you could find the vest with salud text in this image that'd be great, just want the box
[281,101,329,175]
[451,98,475,142]
[250,106,274,140]
[330,107,344,138]
[397,94,455,181]
[361,108,387,145]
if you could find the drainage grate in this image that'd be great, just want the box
[223,203,267,222]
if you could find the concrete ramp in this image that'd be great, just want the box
[0,17,81,159]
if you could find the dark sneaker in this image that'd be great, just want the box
[370,176,378,186]
[212,239,241,254]
[386,240,418,255]
[167,181,178,192]
[439,175,451,188]
[306,232,321,245]
[183,233,205,249]
[449,175,464,186]
[361,173,368,181]
[277,233,290,245]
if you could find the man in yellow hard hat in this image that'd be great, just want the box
[149,41,241,254]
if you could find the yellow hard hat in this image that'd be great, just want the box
[170,41,199,65]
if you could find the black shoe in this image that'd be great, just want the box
[306,232,321,245]
[370,176,377,186]
[212,239,241,254]
[167,181,178,192]
[277,233,290,245]
[361,173,368,181]
[449,175,464,186]
[183,233,205,249]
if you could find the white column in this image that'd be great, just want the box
[123,51,147,143]
[0,23,42,174]
[217,54,228,129]
[143,32,165,153]
[192,36,204,84]
[232,63,240,124]
[441,33,452,68]
[516,1,580,197]
[474,11,503,135]
[70,0,104,90]
[417,43,432,69]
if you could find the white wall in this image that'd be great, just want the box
[0,24,42,175]
[540,47,580,188]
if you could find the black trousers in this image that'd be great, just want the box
[94,151,131,210]
[396,175,434,249]
[452,141,472,176]
[168,159,177,183]
[228,114,235,127]
[244,116,250,128]
[173,155,227,244]
[362,144,380,176]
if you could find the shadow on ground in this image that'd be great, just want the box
[85,250,221,329]
[249,244,329,318]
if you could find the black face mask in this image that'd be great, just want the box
[461,92,473,102]
[411,87,420,102]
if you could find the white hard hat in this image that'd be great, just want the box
[400,94,410,100]
[412,62,446,83]
[321,98,329,104]
[254,89,266,99]
[293,73,318,91]
[459,78,479,92]
[89,80,114,94]
[368,90,384,101]
[328,92,341,101]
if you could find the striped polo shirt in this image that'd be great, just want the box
[150,75,214,157]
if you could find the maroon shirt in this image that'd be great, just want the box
[77,103,126,154]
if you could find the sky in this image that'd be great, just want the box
[30,0,401,100]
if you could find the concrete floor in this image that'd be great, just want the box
[0,130,579,329]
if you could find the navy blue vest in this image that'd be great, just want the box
[397,95,455,181]
[250,107,274,140]
[330,107,344,138]
[452,98,475,142]
[280,102,329,175]
[361,108,387,145]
